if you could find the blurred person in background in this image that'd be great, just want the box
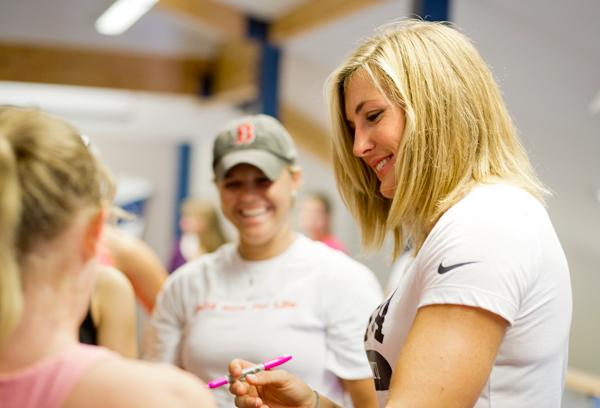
[79,206,142,359]
[299,192,347,253]
[99,223,168,312]
[79,264,137,358]
[169,197,227,273]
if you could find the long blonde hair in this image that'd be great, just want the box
[181,198,227,253]
[0,107,112,343]
[327,20,547,258]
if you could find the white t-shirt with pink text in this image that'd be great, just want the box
[144,234,382,407]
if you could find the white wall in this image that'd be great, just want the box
[93,136,178,263]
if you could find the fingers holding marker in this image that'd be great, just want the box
[211,355,292,389]
[234,394,264,408]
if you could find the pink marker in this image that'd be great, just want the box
[207,354,293,389]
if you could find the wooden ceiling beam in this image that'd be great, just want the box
[210,38,260,102]
[0,41,210,95]
[280,103,332,164]
[156,0,246,38]
[270,0,383,44]
[0,40,259,106]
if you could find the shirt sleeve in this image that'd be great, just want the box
[142,271,189,366]
[416,193,542,325]
[322,259,383,380]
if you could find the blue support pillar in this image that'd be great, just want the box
[260,44,281,118]
[174,143,191,238]
[247,17,281,118]
[414,0,450,21]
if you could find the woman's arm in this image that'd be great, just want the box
[386,304,508,408]
[341,378,378,408]
[141,275,186,365]
[321,262,381,408]
[92,266,138,358]
[103,225,167,312]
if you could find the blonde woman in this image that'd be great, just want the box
[229,20,571,408]
[0,107,215,408]
[169,198,227,272]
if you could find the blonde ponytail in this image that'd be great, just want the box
[0,134,23,343]
[0,106,112,345]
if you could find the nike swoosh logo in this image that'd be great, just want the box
[438,261,479,274]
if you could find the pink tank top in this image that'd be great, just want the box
[0,344,112,408]
[97,240,116,267]
[320,235,347,253]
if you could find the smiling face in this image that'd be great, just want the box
[344,70,406,199]
[179,214,205,234]
[216,163,300,259]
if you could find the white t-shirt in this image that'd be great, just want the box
[144,234,382,407]
[385,250,414,296]
[364,184,571,407]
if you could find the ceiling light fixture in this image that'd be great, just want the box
[590,90,600,115]
[95,0,159,36]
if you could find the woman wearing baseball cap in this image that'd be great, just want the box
[144,114,382,407]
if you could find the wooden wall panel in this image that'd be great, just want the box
[211,39,260,102]
[281,103,332,164]
[157,0,245,38]
[0,42,209,94]
[270,0,383,43]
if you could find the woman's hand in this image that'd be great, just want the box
[228,359,316,408]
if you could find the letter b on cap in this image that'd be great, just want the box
[236,123,255,145]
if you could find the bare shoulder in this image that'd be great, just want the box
[102,225,138,257]
[64,357,216,408]
[95,265,133,294]
[92,265,135,318]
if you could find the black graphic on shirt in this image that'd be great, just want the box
[366,349,392,391]
[364,291,394,343]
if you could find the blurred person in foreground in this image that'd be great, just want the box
[0,107,215,408]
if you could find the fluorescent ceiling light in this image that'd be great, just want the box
[95,0,159,36]
[590,90,600,115]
